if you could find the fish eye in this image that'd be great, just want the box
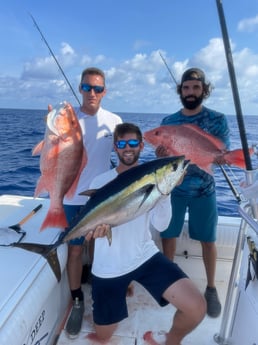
[172,163,178,170]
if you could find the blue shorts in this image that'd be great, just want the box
[91,252,188,325]
[160,192,218,242]
[63,204,85,245]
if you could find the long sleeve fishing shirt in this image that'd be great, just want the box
[90,168,172,278]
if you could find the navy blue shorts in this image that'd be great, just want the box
[63,204,85,245]
[160,192,218,242]
[91,252,188,325]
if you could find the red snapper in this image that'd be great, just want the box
[33,102,87,230]
[144,124,253,174]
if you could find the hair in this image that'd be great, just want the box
[176,68,213,99]
[114,123,142,142]
[80,67,106,84]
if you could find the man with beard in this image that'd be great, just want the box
[156,68,230,318]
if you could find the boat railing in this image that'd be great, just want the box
[214,200,258,344]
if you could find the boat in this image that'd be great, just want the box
[0,189,258,345]
[1,1,258,344]
[0,195,70,345]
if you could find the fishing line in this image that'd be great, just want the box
[29,13,81,106]
[159,51,178,86]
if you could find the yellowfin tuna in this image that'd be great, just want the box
[12,156,188,281]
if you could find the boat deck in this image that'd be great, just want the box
[56,255,233,345]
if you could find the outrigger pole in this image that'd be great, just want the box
[29,13,81,106]
[215,0,252,171]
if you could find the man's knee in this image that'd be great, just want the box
[93,323,117,342]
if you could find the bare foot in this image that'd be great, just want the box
[143,331,165,345]
[86,332,108,344]
[144,331,177,345]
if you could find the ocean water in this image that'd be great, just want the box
[0,108,257,217]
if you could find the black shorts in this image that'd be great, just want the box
[91,252,188,325]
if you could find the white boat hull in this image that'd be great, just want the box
[0,194,258,345]
[0,195,70,345]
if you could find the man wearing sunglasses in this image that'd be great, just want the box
[64,67,122,338]
[85,123,206,345]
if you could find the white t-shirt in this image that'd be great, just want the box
[64,107,122,205]
[90,168,172,278]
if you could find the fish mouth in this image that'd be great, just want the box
[47,101,67,136]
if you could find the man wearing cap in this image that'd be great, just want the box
[156,67,230,318]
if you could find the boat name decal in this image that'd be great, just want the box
[28,309,46,345]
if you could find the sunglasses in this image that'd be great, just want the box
[115,139,140,149]
[81,83,105,94]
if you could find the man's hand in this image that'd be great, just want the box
[155,145,169,157]
[85,224,111,242]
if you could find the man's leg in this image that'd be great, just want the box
[188,192,221,318]
[66,243,85,338]
[138,253,205,345]
[163,278,206,345]
[63,205,86,338]
[161,195,187,261]
[162,237,177,260]
[201,241,217,288]
[92,323,118,342]
[201,241,221,317]
[91,273,131,342]
[67,244,84,291]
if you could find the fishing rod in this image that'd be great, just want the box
[159,51,178,86]
[218,164,242,203]
[29,13,81,106]
[215,0,252,171]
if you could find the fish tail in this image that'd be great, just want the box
[40,206,68,231]
[11,242,62,282]
[224,148,254,168]
[45,247,62,282]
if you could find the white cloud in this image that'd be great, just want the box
[60,42,75,56]
[2,35,258,114]
[22,56,59,79]
[238,15,258,32]
[21,42,78,80]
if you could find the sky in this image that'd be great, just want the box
[1,0,258,115]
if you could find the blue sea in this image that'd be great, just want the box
[0,108,257,217]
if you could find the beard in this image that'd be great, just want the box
[180,94,204,110]
[117,150,141,166]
